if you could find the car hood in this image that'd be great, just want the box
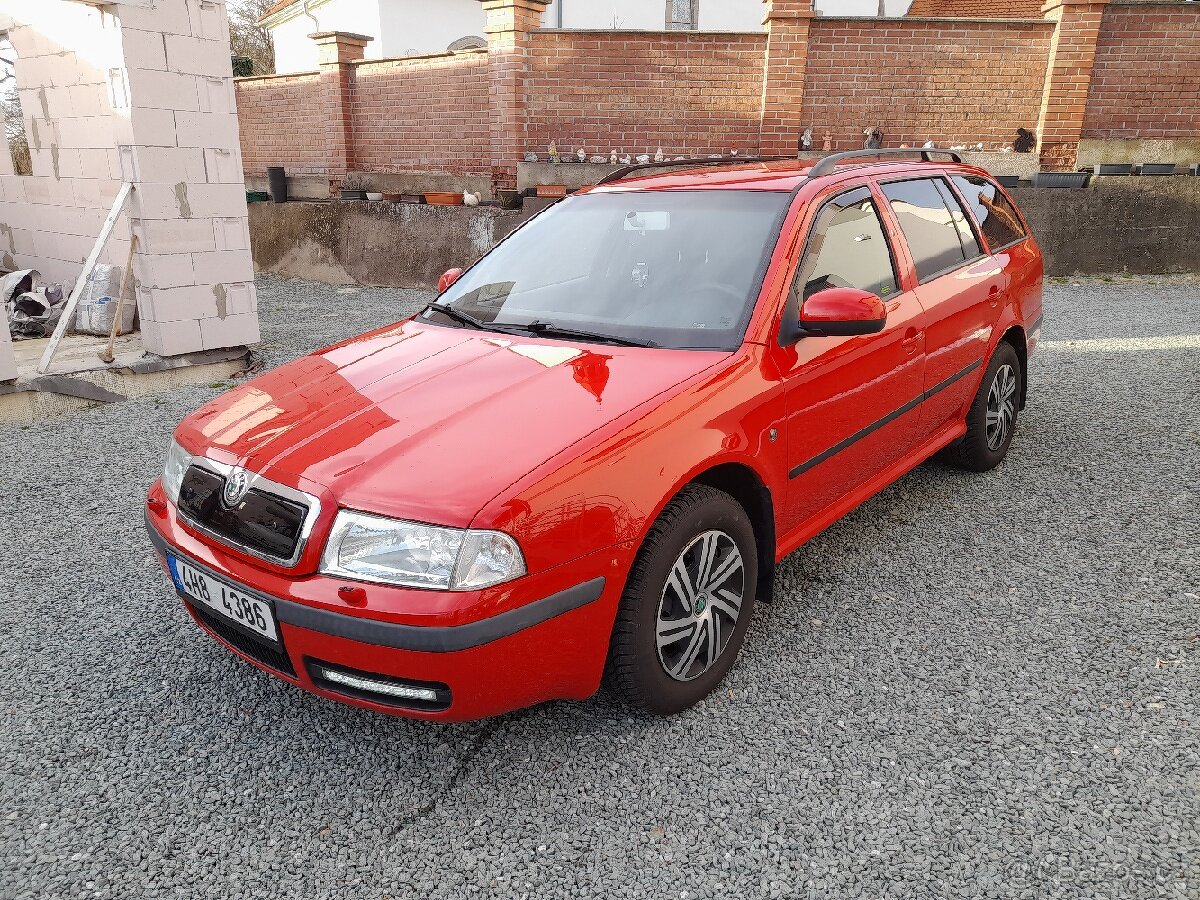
[177,320,727,526]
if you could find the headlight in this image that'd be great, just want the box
[320,510,526,591]
[162,438,192,505]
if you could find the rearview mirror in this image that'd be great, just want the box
[798,287,887,337]
[438,267,464,294]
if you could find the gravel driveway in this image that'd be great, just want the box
[1,275,1196,900]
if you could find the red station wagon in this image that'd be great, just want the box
[146,151,1043,721]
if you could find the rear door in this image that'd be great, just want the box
[875,175,1001,436]
[776,183,926,536]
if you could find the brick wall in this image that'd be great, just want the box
[1082,2,1200,140]
[524,30,768,157]
[350,51,492,175]
[802,18,1053,149]
[235,72,326,175]
[907,0,1043,17]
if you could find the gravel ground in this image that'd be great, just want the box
[1,275,1196,899]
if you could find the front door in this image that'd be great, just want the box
[775,185,927,539]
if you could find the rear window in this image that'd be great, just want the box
[950,175,1027,251]
[880,177,977,282]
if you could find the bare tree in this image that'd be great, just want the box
[228,0,276,76]
[0,42,30,175]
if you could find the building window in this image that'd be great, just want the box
[666,0,698,30]
[0,36,31,176]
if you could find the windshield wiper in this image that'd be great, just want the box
[524,321,656,348]
[422,303,489,330]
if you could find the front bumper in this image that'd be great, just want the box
[146,490,628,722]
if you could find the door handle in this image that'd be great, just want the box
[901,327,920,354]
[988,285,1001,307]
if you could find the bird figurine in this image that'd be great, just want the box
[463,190,480,207]
[922,140,936,149]
[619,154,632,165]
[1014,128,1036,153]
[863,127,884,150]
[576,147,586,163]
[654,147,665,163]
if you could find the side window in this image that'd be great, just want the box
[933,178,982,260]
[881,178,971,282]
[950,175,1027,251]
[794,187,898,301]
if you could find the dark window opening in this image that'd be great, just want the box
[881,178,975,283]
[0,36,31,176]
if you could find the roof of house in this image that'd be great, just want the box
[259,0,301,23]
[906,0,1044,17]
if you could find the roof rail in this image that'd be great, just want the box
[807,148,963,179]
[596,155,797,186]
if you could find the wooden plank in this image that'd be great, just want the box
[36,181,132,375]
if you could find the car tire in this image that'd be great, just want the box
[941,341,1022,472]
[607,484,758,716]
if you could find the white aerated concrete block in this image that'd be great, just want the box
[121,28,168,71]
[192,250,253,283]
[175,111,239,150]
[142,318,204,357]
[200,311,259,350]
[119,145,207,183]
[125,68,200,111]
[133,217,217,254]
[213,217,250,251]
[202,147,243,184]
[196,76,234,114]
[139,284,219,322]
[0,321,18,383]
[135,252,196,289]
[164,35,230,78]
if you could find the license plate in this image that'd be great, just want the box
[168,555,279,643]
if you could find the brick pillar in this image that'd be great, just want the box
[1036,0,1110,171]
[759,0,816,157]
[480,0,550,193]
[310,31,371,195]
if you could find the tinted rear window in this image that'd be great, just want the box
[950,175,1027,250]
[881,178,971,282]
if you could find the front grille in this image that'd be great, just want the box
[178,466,307,563]
[187,600,296,676]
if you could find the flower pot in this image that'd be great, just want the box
[1190,164,1199,177]
[366,192,384,201]
[424,192,464,206]
[245,190,270,203]
[1032,172,1089,190]
[994,175,1021,189]
[340,189,367,200]
[1136,163,1176,176]
[536,184,567,199]
[1092,163,1132,176]
[497,189,520,209]
[381,192,404,202]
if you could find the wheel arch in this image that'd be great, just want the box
[688,462,776,605]
[997,324,1028,410]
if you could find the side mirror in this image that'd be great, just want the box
[437,267,464,294]
[798,287,887,337]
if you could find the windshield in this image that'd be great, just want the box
[422,190,790,350]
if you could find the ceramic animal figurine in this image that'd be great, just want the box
[610,149,619,164]
[973,142,984,152]
[463,191,480,207]
[822,132,833,152]
[730,148,739,156]
[576,148,586,163]
[1014,128,1036,153]
[863,127,884,150]
[524,151,539,162]
[922,140,936,149]
[654,147,665,162]
[589,155,607,164]
[619,154,632,165]
[636,154,650,164]
[548,141,560,163]
[800,128,813,151]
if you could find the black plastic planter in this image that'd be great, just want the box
[1190,164,1199,177]
[340,190,367,200]
[1092,163,1133,176]
[995,175,1021,189]
[1136,163,1176,176]
[1032,171,1090,189]
[267,166,288,203]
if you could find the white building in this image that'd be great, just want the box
[261,0,914,74]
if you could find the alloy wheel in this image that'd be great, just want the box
[985,363,1018,451]
[655,530,745,682]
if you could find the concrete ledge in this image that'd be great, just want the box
[247,177,1200,288]
[249,201,529,287]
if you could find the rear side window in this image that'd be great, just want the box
[881,178,976,282]
[794,187,898,301]
[950,175,1027,250]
